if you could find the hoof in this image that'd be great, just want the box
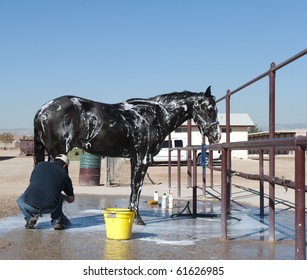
[134,215,146,225]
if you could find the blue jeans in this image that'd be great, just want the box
[17,193,64,223]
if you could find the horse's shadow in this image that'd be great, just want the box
[69,215,105,229]
[36,214,104,230]
[0,156,16,161]
[33,213,159,240]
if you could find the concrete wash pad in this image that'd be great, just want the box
[0,193,299,260]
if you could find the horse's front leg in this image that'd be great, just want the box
[129,159,150,225]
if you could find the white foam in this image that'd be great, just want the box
[80,209,103,214]
[140,237,196,246]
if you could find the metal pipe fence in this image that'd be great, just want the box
[168,49,307,259]
[208,136,307,260]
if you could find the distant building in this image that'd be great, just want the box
[249,130,307,155]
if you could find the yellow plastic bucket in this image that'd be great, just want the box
[103,208,135,240]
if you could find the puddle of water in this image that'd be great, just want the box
[0,194,303,259]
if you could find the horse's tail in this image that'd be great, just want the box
[33,112,46,165]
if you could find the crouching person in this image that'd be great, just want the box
[17,154,75,230]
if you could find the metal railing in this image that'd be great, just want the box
[168,49,307,259]
[208,136,307,260]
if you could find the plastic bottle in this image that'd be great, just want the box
[154,191,159,202]
[161,193,167,209]
[168,192,173,209]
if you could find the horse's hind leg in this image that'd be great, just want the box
[129,159,149,225]
[38,128,71,160]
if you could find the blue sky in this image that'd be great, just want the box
[0,0,306,130]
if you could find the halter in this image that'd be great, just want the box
[208,121,219,128]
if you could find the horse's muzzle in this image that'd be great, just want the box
[207,121,221,144]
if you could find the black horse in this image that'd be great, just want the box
[33,86,221,225]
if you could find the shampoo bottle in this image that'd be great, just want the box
[161,193,167,209]
[154,191,159,202]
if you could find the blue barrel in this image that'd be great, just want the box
[79,153,101,186]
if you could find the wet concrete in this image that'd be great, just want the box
[0,193,302,260]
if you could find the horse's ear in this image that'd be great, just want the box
[204,86,211,97]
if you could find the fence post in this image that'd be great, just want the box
[221,147,228,239]
[295,143,306,260]
[105,157,110,187]
[192,149,198,218]
[168,135,172,190]
[259,149,264,216]
[226,89,231,205]
[177,149,181,198]
[210,150,214,187]
[187,119,192,189]
[226,90,232,214]
[201,139,206,197]
[268,62,276,241]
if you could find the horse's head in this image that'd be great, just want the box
[192,86,221,144]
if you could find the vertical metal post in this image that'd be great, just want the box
[168,134,172,190]
[177,149,181,198]
[259,149,264,216]
[226,90,231,214]
[201,136,206,197]
[295,143,306,260]
[221,147,228,239]
[187,119,192,188]
[105,157,110,187]
[226,90,231,143]
[210,150,214,187]
[192,149,197,218]
[269,62,276,241]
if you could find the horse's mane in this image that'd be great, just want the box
[125,91,200,106]
[149,91,199,103]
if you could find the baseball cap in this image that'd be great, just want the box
[55,154,70,165]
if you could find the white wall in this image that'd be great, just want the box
[219,127,249,159]
[170,126,250,159]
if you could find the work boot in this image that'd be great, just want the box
[25,216,38,229]
[52,214,70,230]
[52,218,65,230]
